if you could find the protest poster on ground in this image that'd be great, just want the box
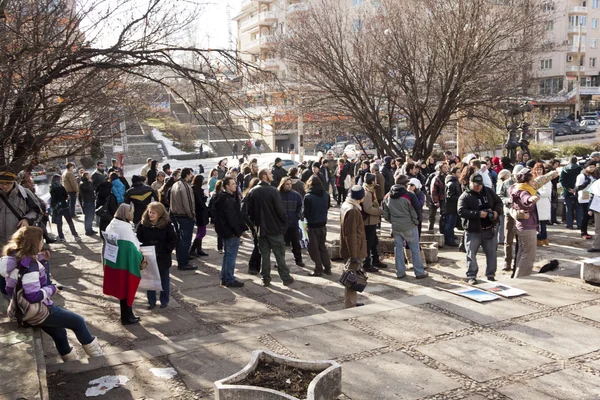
[478,281,527,298]
[442,286,501,303]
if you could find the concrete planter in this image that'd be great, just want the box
[214,350,342,400]
[420,242,439,263]
[327,241,343,261]
[581,258,600,284]
[419,233,444,248]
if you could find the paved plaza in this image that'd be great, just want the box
[2,209,600,399]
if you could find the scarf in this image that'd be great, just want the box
[363,183,379,207]
[515,183,537,196]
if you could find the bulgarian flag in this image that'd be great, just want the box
[102,219,144,306]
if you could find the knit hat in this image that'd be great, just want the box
[162,163,171,172]
[365,173,376,185]
[383,156,392,167]
[492,156,500,166]
[131,175,143,184]
[274,157,282,164]
[408,178,422,190]
[395,174,410,186]
[157,171,166,178]
[350,185,365,200]
[313,162,321,169]
[0,166,17,183]
[513,164,525,177]
[470,174,484,185]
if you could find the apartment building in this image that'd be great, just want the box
[536,0,600,114]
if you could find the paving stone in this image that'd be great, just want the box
[260,287,338,311]
[342,351,461,399]
[356,306,471,342]
[417,332,553,382]
[271,321,386,360]
[169,269,222,290]
[432,297,539,325]
[178,285,238,305]
[571,304,600,323]
[508,279,599,307]
[500,315,600,358]
[169,338,264,391]
[195,297,278,324]
[498,368,600,399]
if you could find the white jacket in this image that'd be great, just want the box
[537,181,552,221]
[576,173,595,204]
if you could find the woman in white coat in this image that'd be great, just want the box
[534,162,552,246]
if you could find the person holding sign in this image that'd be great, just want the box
[136,202,177,309]
[103,204,144,325]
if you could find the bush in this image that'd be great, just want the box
[528,143,556,161]
[80,156,95,169]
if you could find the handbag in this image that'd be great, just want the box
[339,269,368,292]
[95,197,112,222]
[7,265,50,327]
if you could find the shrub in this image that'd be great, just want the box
[528,143,556,161]
[80,156,95,169]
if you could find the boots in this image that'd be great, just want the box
[190,239,200,255]
[120,299,140,325]
[420,249,428,269]
[82,337,104,357]
[61,347,79,362]
[194,239,208,256]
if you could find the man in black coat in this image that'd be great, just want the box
[381,156,395,194]
[214,177,248,288]
[91,161,107,191]
[124,175,158,225]
[458,174,503,284]
[271,157,288,188]
[244,169,294,286]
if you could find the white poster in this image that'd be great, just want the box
[138,246,163,292]
[102,231,119,263]
[478,281,527,298]
[589,193,600,213]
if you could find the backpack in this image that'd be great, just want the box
[424,173,436,195]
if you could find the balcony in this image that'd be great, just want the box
[245,37,261,52]
[568,25,587,34]
[260,35,279,46]
[567,45,586,53]
[288,2,309,13]
[240,11,277,32]
[566,65,585,72]
[260,58,280,70]
[241,0,274,10]
[569,6,587,13]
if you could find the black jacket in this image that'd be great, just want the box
[95,181,119,231]
[79,178,95,203]
[301,168,313,183]
[193,185,209,227]
[457,186,503,233]
[243,181,287,237]
[147,169,158,187]
[136,215,177,270]
[91,169,106,191]
[271,165,288,188]
[214,191,248,239]
[381,165,394,194]
[49,184,69,212]
[124,183,158,224]
[303,185,330,228]
[444,175,461,215]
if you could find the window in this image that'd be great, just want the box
[592,39,598,48]
[540,59,552,69]
[352,0,364,5]
[546,21,554,30]
[591,57,597,67]
[594,19,599,29]
[594,0,599,8]
[539,77,563,95]
[543,2,555,11]
[570,15,587,26]
[353,19,363,31]
[567,55,574,62]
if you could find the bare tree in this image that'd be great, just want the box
[281,0,551,159]
[0,0,257,172]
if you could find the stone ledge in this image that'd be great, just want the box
[581,257,600,284]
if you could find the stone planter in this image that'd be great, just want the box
[214,350,342,400]
[420,242,439,263]
[581,258,600,284]
[419,233,444,248]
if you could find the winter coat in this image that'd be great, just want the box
[193,185,209,227]
[136,211,177,270]
[335,164,349,188]
[340,198,367,260]
[50,183,70,214]
[170,180,195,220]
[280,189,303,228]
[381,158,394,194]
[146,169,158,187]
[361,185,381,226]
[213,191,248,239]
[111,179,126,204]
[91,169,107,191]
[124,183,158,224]
[290,178,306,198]
[0,254,55,306]
[576,172,595,204]
[375,172,386,201]
[510,186,538,231]
[537,181,552,221]
[457,186,502,233]
[0,184,42,247]
[383,184,419,232]
[301,168,313,183]
[62,170,79,193]
[559,163,583,197]
[498,178,514,216]
[244,181,287,237]
[430,173,446,204]
[303,185,330,228]
[271,165,288,188]
[444,175,461,215]
[96,182,119,232]
[79,177,95,203]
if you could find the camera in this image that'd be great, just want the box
[482,209,495,221]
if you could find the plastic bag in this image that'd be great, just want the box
[138,246,163,292]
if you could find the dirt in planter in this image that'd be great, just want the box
[237,360,320,399]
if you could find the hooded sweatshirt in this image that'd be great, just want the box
[303,185,330,228]
[559,162,583,197]
[383,184,419,231]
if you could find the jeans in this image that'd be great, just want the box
[55,208,78,239]
[329,179,338,198]
[41,305,94,356]
[147,267,170,306]
[284,225,302,264]
[83,201,95,234]
[258,234,292,281]
[68,191,77,217]
[564,196,581,228]
[465,229,497,279]
[497,214,505,243]
[307,226,331,272]
[393,227,425,277]
[537,221,547,240]
[363,225,380,267]
[173,216,195,267]
[444,213,458,244]
[580,202,591,235]
[221,236,240,284]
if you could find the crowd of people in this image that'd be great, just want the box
[1,146,599,359]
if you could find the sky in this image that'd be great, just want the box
[196,0,239,50]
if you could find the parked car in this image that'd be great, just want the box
[31,166,48,183]
[581,119,600,133]
[565,121,587,135]
[549,122,570,136]
[583,111,600,119]
[261,159,300,171]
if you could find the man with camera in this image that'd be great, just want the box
[458,174,503,284]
